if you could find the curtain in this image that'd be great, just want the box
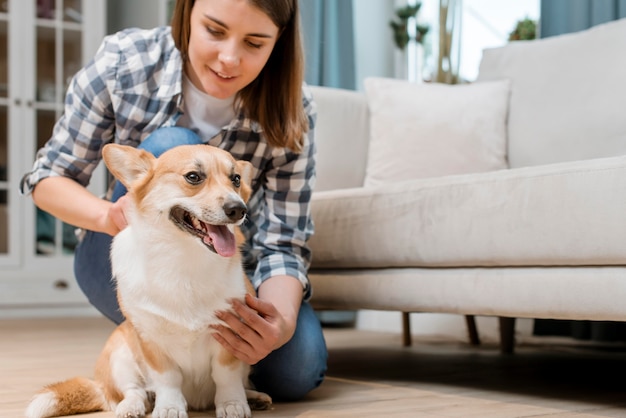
[540,0,626,37]
[300,0,356,90]
[533,0,626,342]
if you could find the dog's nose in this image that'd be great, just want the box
[224,201,247,221]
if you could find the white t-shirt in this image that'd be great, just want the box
[177,74,236,139]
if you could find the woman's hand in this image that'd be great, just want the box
[211,293,296,365]
[211,275,302,364]
[103,195,129,236]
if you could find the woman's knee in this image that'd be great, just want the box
[73,231,124,324]
[251,349,327,401]
[139,127,202,157]
[250,302,328,401]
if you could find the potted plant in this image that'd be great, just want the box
[509,17,537,41]
[390,4,430,50]
[390,3,430,82]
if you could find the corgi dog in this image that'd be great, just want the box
[26,144,272,418]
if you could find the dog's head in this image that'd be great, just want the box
[102,143,252,257]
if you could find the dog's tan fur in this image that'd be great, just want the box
[26,144,271,418]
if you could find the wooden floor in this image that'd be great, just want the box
[3,317,626,418]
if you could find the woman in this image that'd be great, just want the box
[20,0,327,401]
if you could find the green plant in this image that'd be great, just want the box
[508,17,537,41]
[390,3,430,50]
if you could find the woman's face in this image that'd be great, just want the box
[186,0,280,99]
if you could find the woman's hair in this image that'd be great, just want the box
[171,0,308,152]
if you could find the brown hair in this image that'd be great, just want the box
[171,0,308,152]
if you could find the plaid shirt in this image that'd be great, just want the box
[20,27,317,298]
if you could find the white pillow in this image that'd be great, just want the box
[363,77,511,188]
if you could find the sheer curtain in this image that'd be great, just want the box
[533,0,626,342]
[300,0,356,90]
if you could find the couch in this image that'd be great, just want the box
[306,18,626,353]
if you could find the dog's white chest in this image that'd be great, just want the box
[112,226,246,330]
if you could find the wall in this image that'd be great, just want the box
[107,0,165,33]
[352,1,396,90]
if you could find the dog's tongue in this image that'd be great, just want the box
[204,225,236,257]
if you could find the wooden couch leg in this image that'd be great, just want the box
[402,312,412,347]
[402,313,481,347]
[499,317,516,354]
[465,315,481,345]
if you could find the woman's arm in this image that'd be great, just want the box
[211,275,302,365]
[257,275,302,340]
[32,176,127,236]
[211,85,318,364]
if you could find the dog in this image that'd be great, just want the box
[25,143,272,418]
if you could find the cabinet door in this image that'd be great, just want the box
[24,0,106,264]
[30,0,79,258]
[0,0,104,271]
[0,2,17,265]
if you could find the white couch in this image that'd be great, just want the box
[307,18,626,352]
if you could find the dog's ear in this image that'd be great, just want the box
[236,160,253,202]
[102,144,156,189]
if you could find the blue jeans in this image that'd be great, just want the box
[74,127,328,401]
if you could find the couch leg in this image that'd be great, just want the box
[499,317,516,354]
[402,313,481,347]
[465,315,481,345]
[402,312,412,347]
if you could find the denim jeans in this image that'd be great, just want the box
[74,127,328,401]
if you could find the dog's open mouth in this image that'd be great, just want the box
[169,206,237,257]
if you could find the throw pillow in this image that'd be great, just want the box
[363,77,511,188]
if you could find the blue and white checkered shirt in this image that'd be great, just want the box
[20,27,318,298]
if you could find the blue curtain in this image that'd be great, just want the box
[540,0,626,37]
[300,0,356,90]
[534,0,626,343]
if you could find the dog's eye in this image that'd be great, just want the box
[231,174,241,188]
[184,171,204,185]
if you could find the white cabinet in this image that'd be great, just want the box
[0,0,106,316]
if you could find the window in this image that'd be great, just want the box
[415,0,539,82]
[459,0,539,81]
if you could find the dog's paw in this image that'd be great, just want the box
[245,389,272,411]
[151,391,187,418]
[216,400,252,418]
[116,398,146,418]
[151,406,188,418]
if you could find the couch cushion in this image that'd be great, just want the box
[363,77,510,188]
[310,155,626,268]
[477,18,626,168]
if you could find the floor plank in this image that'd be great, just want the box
[2,317,626,417]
